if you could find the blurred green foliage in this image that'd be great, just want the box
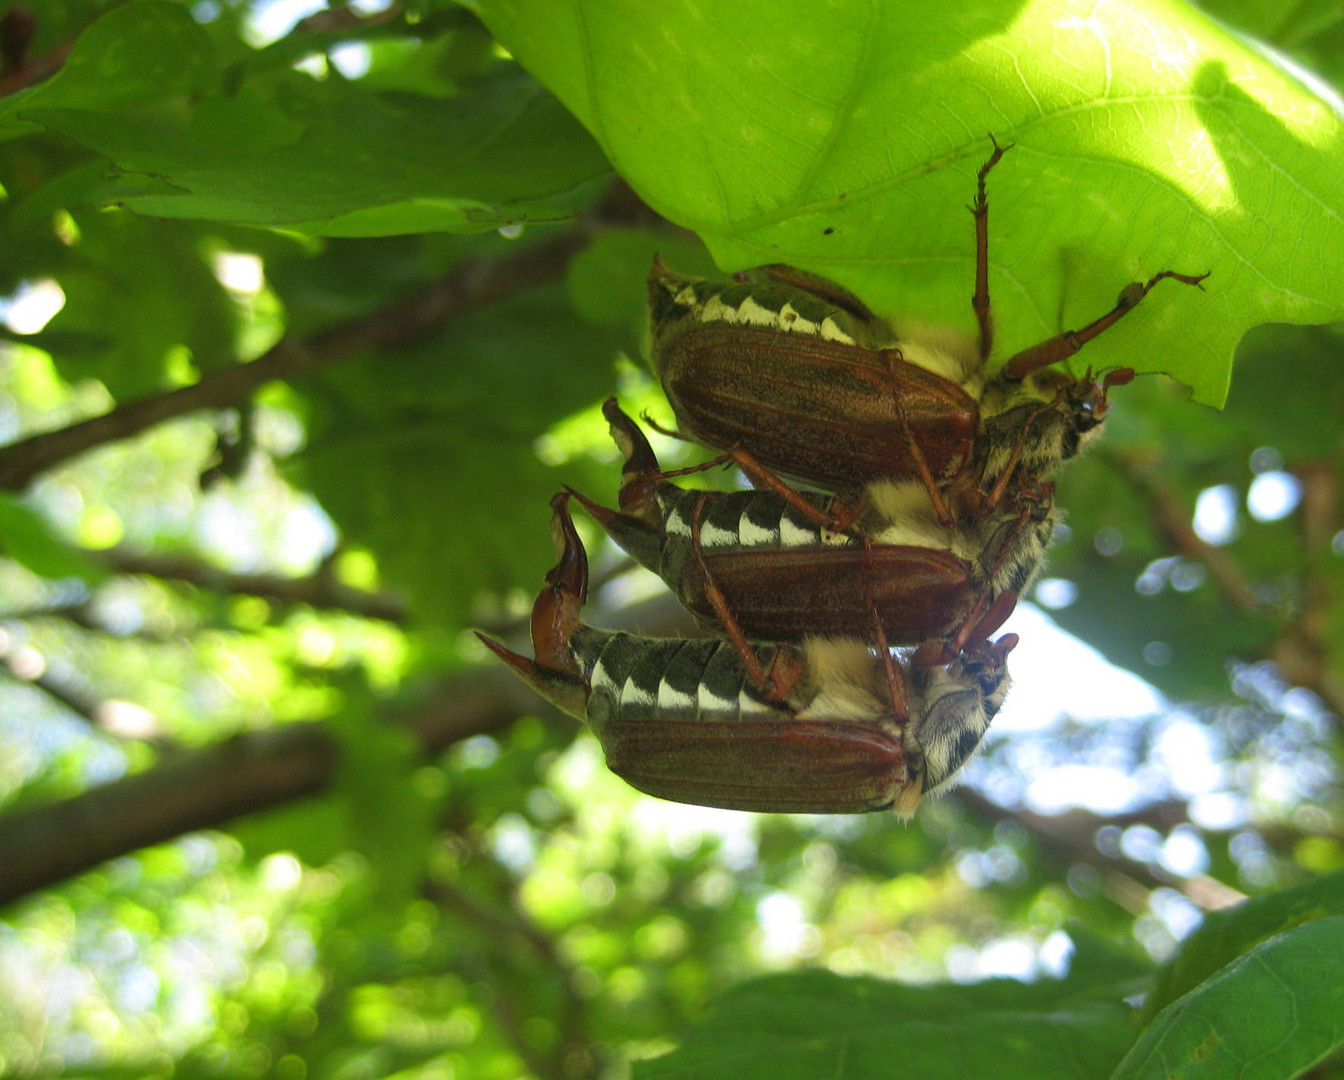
[0,2,1342,1079]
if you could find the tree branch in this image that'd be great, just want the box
[1107,451,1261,616]
[954,789,1246,912]
[0,592,694,909]
[0,628,172,743]
[101,548,408,624]
[0,228,593,492]
[0,722,336,908]
[1108,449,1344,722]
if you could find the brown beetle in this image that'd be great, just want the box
[479,493,1016,816]
[648,139,1207,523]
[571,399,1044,671]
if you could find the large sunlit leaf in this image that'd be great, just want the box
[478,0,1344,405]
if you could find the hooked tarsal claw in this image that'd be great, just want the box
[475,631,589,721]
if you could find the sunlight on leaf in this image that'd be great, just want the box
[478,0,1344,405]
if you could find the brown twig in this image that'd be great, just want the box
[0,632,100,725]
[955,789,1245,912]
[0,628,172,744]
[1107,451,1260,616]
[0,228,594,492]
[293,2,406,35]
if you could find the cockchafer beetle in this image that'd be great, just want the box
[568,398,1046,670]
[477,492,1016,816]
[647,139,1207,526]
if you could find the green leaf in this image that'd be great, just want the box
[1061,923,1156,994]
[227,796,348,869]
[478,0,1344,405]
[24,67,611,235]
[1111,917,1344,1080]
[566,231,713,330]
[0,494,107,584]
[1221,323,1344,459]
[636,969,1135,1080]
[29,214,237,397]
[0,1,217,142]
[294,279,628,625]
[1142,868,1344,1022]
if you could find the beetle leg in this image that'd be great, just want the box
[627,402,856,536]
[1002,269,1210,381]
[961,590,1020,653]
[912,599,986,667]
[969,134,1013,363]
[977,477,1053,588]
[913,479,1041,666]
[641,410,695,443]
[888,378,958,527]
[911,588,1015,668]
[689,493,801,700]
[861,535,910,724]
[647,450,738,481]
[821,489,868,533]
[655,444,851,533]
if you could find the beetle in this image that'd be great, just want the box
[569,398,1046,667]
[648,139,1207,523]
[648,252,977,501]
[477,492,1016,816]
